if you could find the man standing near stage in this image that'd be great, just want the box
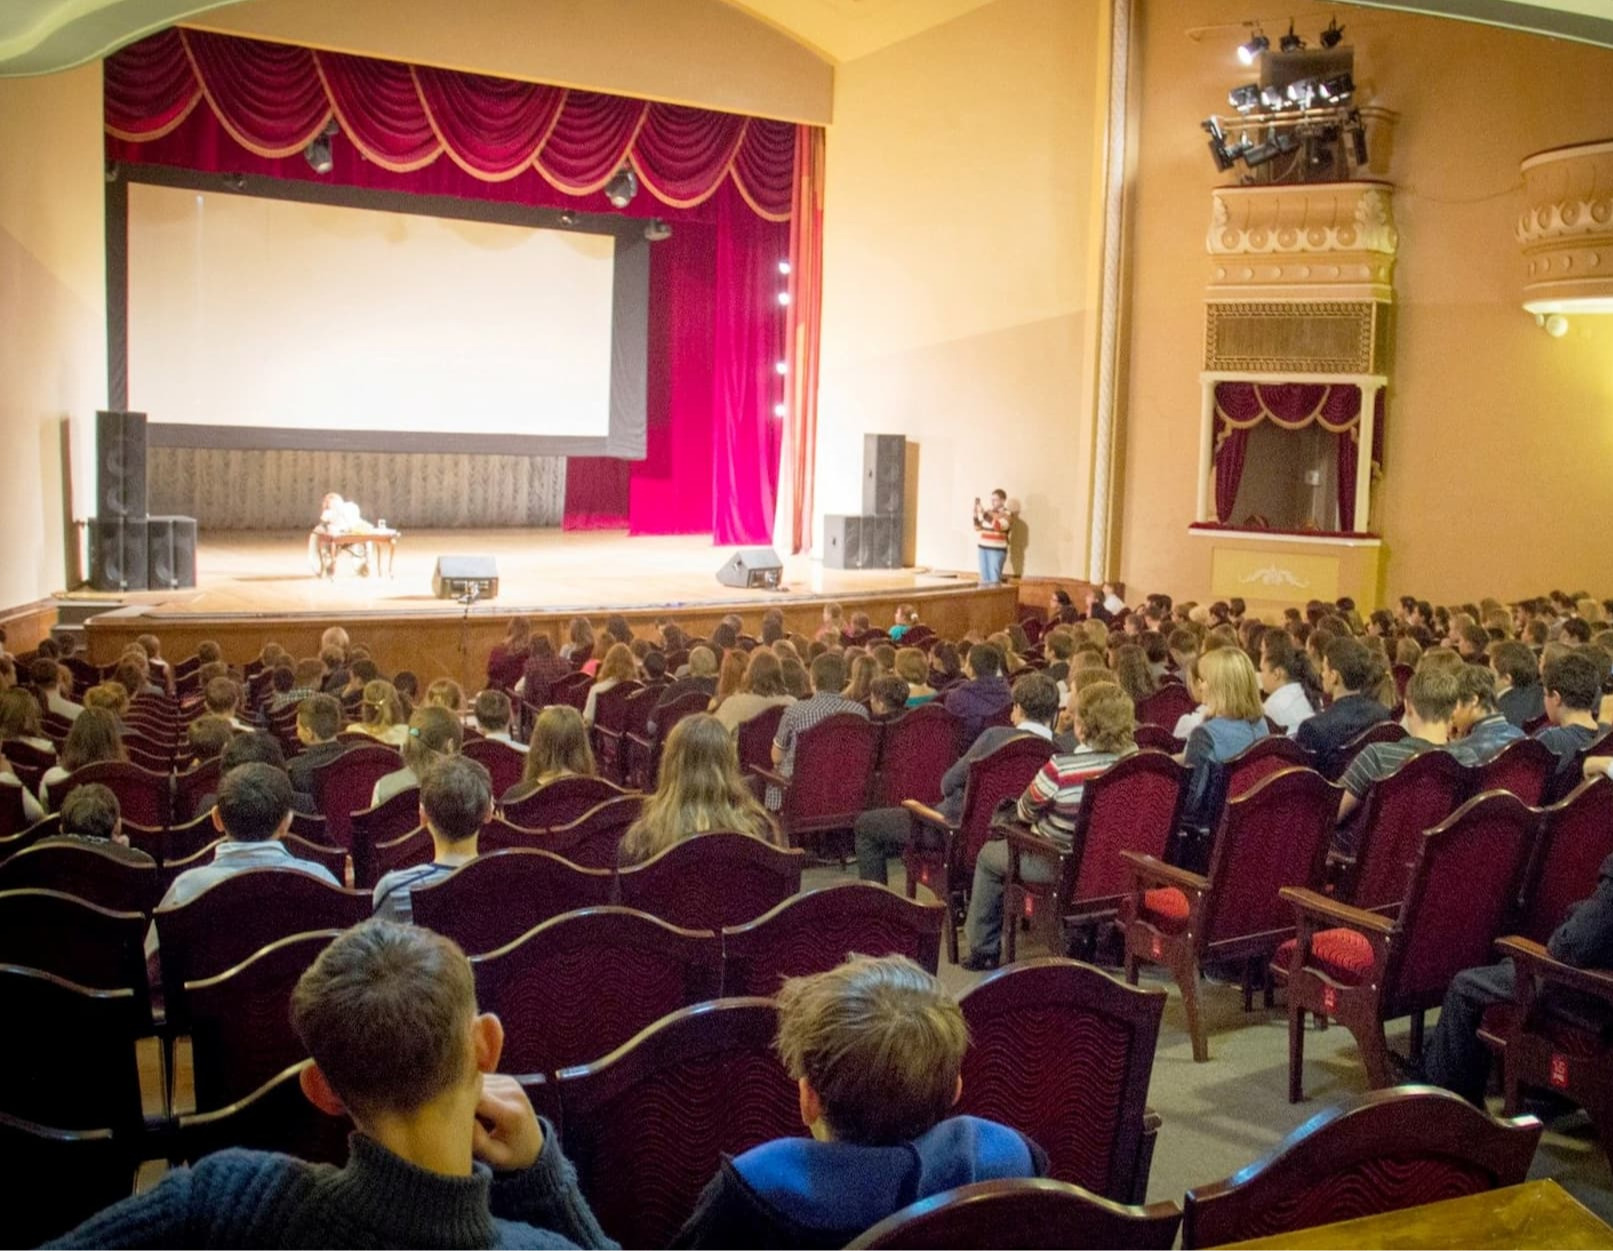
[973,489,1012,585]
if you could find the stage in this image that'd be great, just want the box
[80,529,1021,684]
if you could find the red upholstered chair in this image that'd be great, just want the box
[1332,748,1471,910]
[500,775,626,829]
[172,756,221,825]
[279,834,349,884]
[0,813,59,862]
[613,686,661,775]
[556,999,802,1249]
[288,809,331,841]
[1002,751,1189,963]
[625,690,710,790]
[461,737,527,798]
[1469,735,1555,807]
[755,713,881,856]
[365,825,433,888]
[902,734,1055,963]
[154,839,222,897]
[1222,735,1312,801]
[589,680,642,783]
[473,907,722,1075]
[45,762,172,831]
[957,959,1165,1205]
[0,889,148,1001]
[734,704,787,778]
[1276,791,1540,1100]
[176,1061,352,1168]
[161,811,218,863]
[481,796,643,868]
[720,883,945,997]
[0,1112,134,1249]
[186,930,339,1112]
[870,702,962,809]
[350,789,426,889]
[122,736,173,774]
[551,671,593,712]
[409,849,614,956]
[0,841,160,915]
[1517,776,1613,944]
[1321,720,1406,781]
[1135,684,1197,734]
[1132,724,1179,753]
[617,832,805,931]
[1121,767,1339,1062]
[1179,1087,1541,1248]
[308,744,400,851]
[847,1178,1181,1251]
[1,781,41,831]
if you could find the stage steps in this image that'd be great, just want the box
[52,593,126,653]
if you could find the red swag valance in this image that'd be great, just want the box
[104,28,795,220]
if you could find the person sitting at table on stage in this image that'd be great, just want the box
[310,492,376,577]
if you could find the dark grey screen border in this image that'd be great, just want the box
[106,162,648,459]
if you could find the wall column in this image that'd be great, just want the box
[1355,379,1381,532]
[1195,377,1217,523]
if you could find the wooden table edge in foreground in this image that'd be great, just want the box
[1222,1179,1613,1250]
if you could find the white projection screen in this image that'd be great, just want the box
[124,182,646,455]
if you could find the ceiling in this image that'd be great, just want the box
[3,0,1613,76]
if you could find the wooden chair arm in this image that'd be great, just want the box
[902,799,955,833]
[1279,886,1395,936]
[1120,851,1208,893]
[751,767,791,791]
[1495,936,1613,1004]
[1003,824,1062,859]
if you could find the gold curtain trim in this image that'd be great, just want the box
[180,29,330,160]
[531,100,651,196]
[105,86,202,143]
[310,55,443,175]
[1213,385,1361,435]
[409,64,557,184]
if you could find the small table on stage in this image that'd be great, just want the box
[312,527,400,578]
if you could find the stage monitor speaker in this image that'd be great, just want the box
[433,555,499,601]
[823,515,864,570]
[146,515,198,589]
[89,517,150,591]
[862,434,906,517]
[861,514,903,569]
[96,410,148,518]
[715,547,783,590]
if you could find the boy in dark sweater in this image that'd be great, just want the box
[51,921,614,1250]
[672,955,1045,1249]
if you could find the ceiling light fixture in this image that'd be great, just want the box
[1320,17,1345,48]
[604,167,638,209]
[1280,20,1305,53]
[644,218,672,242]
[304,119,339,175]
[1237,30,1269,66]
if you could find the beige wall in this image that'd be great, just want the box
[815,0,1109,577]
[188,0,833,124]
[0,62,106,610]
[1117,1,1613,607]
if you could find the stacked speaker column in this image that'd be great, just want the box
[89,410,197,591]
[823,434,905,570]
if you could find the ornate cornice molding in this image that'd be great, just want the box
[1207,181,1397,302]
[1517,139,1613,313]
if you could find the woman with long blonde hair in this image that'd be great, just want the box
[347,679,408,747]
[581,642,637,729]
[619,713,777,863]
[713,648,795,731]
[502,705,596,804]
[1178,647,1268,829]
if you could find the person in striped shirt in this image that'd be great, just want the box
[972,489,1012,585]
[960,682,1138,970]
[372,755,493,925]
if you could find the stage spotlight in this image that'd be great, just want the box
[1320,17,1345,48]
[775,360,788,376]
[105,159,120,183]
[1260,84,1287,110]
[1280,20,1305,52]
[773,402,788,417]
[223,172,248,192]
[1318,73,1355,104]
[777,260,791,275]
[1208,136,1238,171]
[1237,31,1269,65]
[604,167,638,208]
[1285,77,1319,106]
[777,291,791,306]
[557,210,579,227]
[644,217,673,242]
[1228,83,1261,112]
[1243,128,1300,167]
[303,120,338,175]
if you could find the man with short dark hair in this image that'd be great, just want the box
[942,644,1012,748]
[35,783,152,866]
[1491,640,1545,728]
[374,757,493,924]
[1447,665,1524,766]
[1296,637,1390,770]
[1535,651,1606,779]
[186,715,236,764]
[771,652,869,790]
[288,693,346,797]
[51,920,610,1248]
[272,657,326,713]
[868,676,910,720]
[473,690,526,752]
[205,675,255,732]
[1337,666,1460,827]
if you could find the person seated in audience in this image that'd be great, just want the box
[1259,633,1321,738]
[674,954,1043,1248]
[57,918,610,1248]
[502,705,596,806]
[854,673,1059,892]
[285,694,345,798]
[186,715,236,766]
[710,650,748,715]
[1111,643,1157,709]
[712,648,795,733]
[772,653,869,795]
[619,713,777,863]
[373,756,493,924]
[114,652,164,701]
[960,681,1139,971]
[0,746,46,825]
[270,657,325,714]
[37,707,125,811]
[515,634,571,706]
[487,616,534,691]
[842,652,878,704]
[648,646,720,735]
[1296,637,1390,767]
[580,643,637,730]
[425,678,467,720]
[347,678,409,747]
[1336,665,1460,828]
[1447,664,1525,766]
[942,643,1013,748]
[196,732,318,815]
[473,690,526,751]
[374,705,463,808]
[1534,651,1607,781]
[1560,616,1593,646]
[929,641,963,689]
[778,654,811,701]
[34,782,151,865]
[889,603,919,641]
[639,649,668,686]
[849,611,872,639]
[29,656,82,723]
[892,648,936,707]
[318,643,350,695]
[815,601,846,644]
[868,676,910,721]
[559,616,595,663]
[871,642,897,676]
[202,675,255,733]
[0,687,55,757]
[1178,647,1269,830]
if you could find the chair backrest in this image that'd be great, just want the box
[364,825,433,889]
[1326,720,1407,780]
[1470,736,1555,807]
[279,834,348,883]
[160,811,219,863]
[958,959,1165,1203]
[1520,776,1613,944]
[871,702,962,808]
[734,704,788,776]
[1132,724,1178,753]
[847,1179,1183,1251]
[461,737,526,798]
[1384,791,1540,1012]
[1222,735,1312,801]
[0,840,159,914]
[618,832,805,930]
[1347,748,1472,912]
[1066,751,1189,910]
[1135,683,1197,733]
[408,849,614,955]
[953,735,1056,876]
[552,670,593,710]
[350,787,426,888]
[592,680,642,734]
[720,883,944,997]
[1200,768,1339,951]
[0,964,144,1132]
[473,907,722,1075]
[46,761,172,830]
[176,1061,352,1168]
[500,775,626,829]
[482,795,644,868]
[0,781,27,839]
[1180,1086,1541,1248]
[186,930,340,1112]
[172,756,221,824]
[779,713,881,833]
[0,1111,133,1248]
[309,744,400,849]
[556,999,801,1249]
[0,813,59,862]
[0,888,147,992]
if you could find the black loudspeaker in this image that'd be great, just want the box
[823,515,864,570]
[96,410,148,518]
[146,516,198,589]
[89,517,150,591]
[715,547,783,590]
[433,556,499,601]
[862,515,902,569]
[862,434,906,517]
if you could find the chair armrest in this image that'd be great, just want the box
[1279,886,1395,936]
[1495,936,1613,1005]
[902,799,955,833]
[1004,824,1062,859]
[1120,851,1208,893]
[751,767,791,791]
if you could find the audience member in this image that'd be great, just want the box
[487,616,534,690]
[710,650,748,713]
[1179,648,1269,829]
[1535,651,1607,778]
[778,654,811,701]
[37,707,125,811]
[712,649,795,733]
[473,690,525,750]
[560,616,595,663]
[868,676,910,719]
[649,647,720,735]
[772,653,869,793]
[1296,637,1390,768]
[1111,643,1157,707]
[619,713,777,863]
[842,652,878,703]
[1447,664,1525,766]
[892,649,936,707]
[425,678,467,719]
[374,705,464,807]
[0,687,54,756]
[373,756,493,924]
[348,679,409,747]
[29,657,81,722]
[204,676,255,732]
[35,782,151,865]
[942,644,1012,748]
[82,681,130,723]
[1258,634,1321,737]
[503,705,596,805]
[271,658,326,713]
[515,635,571,707]
[288,694,346,795]
[581,643,637,730]
[1337,665,1461,826]
[889,604,919,641]
[197,732,317,815]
